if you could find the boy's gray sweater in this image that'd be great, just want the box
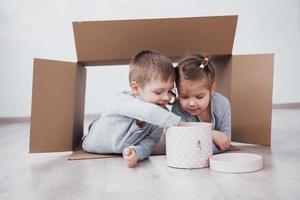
[82,91,181,161]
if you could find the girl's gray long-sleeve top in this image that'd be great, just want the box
[171,92,231,154]
[82,91,181,161]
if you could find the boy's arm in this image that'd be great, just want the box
[129,126,163,161]
[110,92,181,128]
[171,100,187,120]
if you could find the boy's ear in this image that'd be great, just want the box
[210,81,216,95]
[130,81,140,96]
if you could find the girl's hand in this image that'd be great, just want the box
[212,130,230,151]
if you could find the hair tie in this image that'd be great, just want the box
[199,57,209,69]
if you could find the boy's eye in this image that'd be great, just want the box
[180,96,188,99]
[154,91,162,95]
[197,96,204,99]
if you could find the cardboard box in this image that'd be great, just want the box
[30,59,86,152]
[30,15,273,154]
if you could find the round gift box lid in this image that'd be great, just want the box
[209,153,263,173]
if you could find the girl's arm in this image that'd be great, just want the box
[213,99,232,152]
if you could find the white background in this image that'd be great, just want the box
[0,0,299,117]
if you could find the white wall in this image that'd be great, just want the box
[0,0,299,117]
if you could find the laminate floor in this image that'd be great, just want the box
[0,109,300,200]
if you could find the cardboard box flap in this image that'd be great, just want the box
[230,54,274,145]
[30,59,86,152]
[73,15,238,66]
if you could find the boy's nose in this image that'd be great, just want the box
[161,93,170,101]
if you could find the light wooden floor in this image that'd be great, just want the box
[0,109,300,200]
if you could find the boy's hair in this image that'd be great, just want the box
[175,54,215,89]
[129,50,175,88]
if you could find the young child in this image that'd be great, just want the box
[172,54,231,154]
[82,50,186,168]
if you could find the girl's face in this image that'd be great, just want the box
[178,79,215,116]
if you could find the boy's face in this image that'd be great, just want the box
[131,78,174,108]
[178,79,215,116]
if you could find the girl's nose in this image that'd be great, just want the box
[188,99,196,106]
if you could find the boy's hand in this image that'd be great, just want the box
[212,130,230,151]
[122,147,138,168]
[178,120,189,126]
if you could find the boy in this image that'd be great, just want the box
[82,50,186,168]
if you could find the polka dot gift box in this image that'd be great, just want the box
[166,122,212,169]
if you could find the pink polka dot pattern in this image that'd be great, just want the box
[166,122,213,169]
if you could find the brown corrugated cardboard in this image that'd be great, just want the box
[230,54,273,145]
[68,143,120,160]
[30,59,86,152]
[73,15,237,66]
[30,15,274,159]
[214,54,273,145]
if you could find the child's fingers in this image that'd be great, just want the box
[123,156,131,164]
[127,161,136,168]
[123,152,131,161]
[126,153,136,161]
[125,153,134,160]
[178,120,189,126]
[124,156,135,167]
[124,157,131,162]
[123,148,132,156]
[123,148,134,161]
[123,147,138,168]
[129,152,138,161]
[126,156,137,168]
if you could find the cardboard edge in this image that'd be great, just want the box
[73,15,238,64]
[72,15,238,25]
[72,64,86,150]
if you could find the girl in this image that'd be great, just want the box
[172,54,231,154]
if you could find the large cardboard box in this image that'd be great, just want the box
[30,15,273,154]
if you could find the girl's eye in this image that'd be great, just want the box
[154,91,162,95]
[197,96,204,99]
[180,96,188,99]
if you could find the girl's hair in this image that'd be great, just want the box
[129,50,176,88]
[175,54,215,89]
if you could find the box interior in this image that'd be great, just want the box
[30,15,273,155]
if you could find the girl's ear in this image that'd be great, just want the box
[130,81,140,96]
[210,81,216,95]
